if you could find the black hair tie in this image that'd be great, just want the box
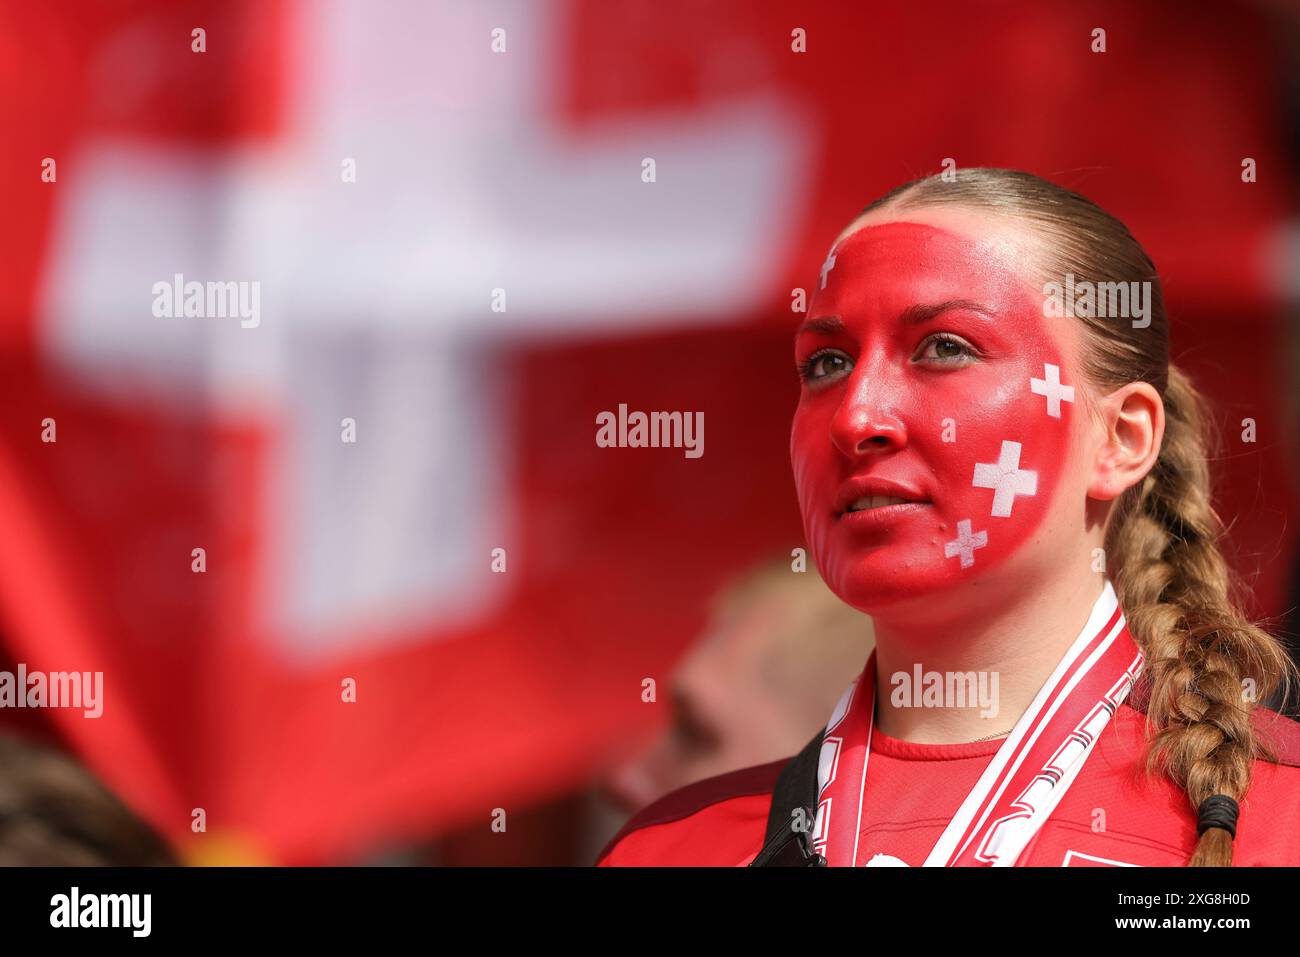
[1197,794,1239,838]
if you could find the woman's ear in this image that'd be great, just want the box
[1087,382,1165,502]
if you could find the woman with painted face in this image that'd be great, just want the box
[598,168,1300,868]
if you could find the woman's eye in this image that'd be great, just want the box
[799,350,853,385]
[917,334,978,365]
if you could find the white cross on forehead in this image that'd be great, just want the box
[820,247,837,289]
[972,440,1038,518]
[1030,363,1075,418]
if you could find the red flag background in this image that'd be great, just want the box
[1,0,1297,863]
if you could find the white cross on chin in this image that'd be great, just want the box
[1030,363,1075,418]
[944,518,988,568]
[972,440,1038,518]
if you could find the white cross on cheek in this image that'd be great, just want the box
[944,518,988,568]
[820,249,837,289]
[1030,362,1075,418]
[971,440,1038,517]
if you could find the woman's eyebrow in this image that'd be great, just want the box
[796,315,844,336]
[798,301,997,337]
[900,299,997,326]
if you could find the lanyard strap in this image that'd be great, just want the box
[754,581,1143,867]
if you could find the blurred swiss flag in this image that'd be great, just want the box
[0,0,1295,862]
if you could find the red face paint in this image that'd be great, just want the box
[791,221,1077,612]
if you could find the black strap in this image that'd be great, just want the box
[749,728,827,867]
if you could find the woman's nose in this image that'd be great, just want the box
[829,374,907,459]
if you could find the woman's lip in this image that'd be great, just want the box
[833,481,930,514]
[837,501,932,529]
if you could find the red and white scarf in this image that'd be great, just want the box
[811,580,1143,867]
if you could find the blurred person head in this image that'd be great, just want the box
[604,557,871,812]
[0,733,177,865]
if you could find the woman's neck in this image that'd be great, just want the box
[870,573,1107,744]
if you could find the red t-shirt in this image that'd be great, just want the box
[597,702,1300,866]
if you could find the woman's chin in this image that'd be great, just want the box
[829,579,924,615]
[823,561,977,616]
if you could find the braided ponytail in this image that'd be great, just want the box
[857,167,1299,866]
[1108,365,1295,866]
